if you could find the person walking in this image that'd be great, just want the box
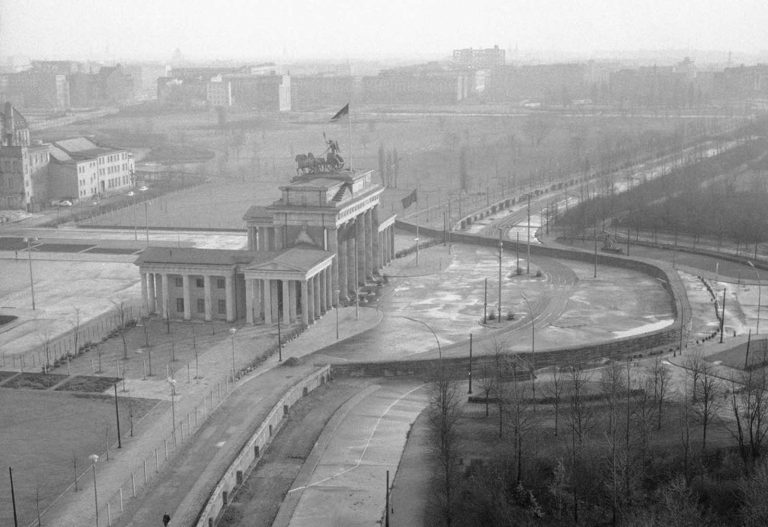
[162,512,171,526]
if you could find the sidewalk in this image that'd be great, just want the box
[47,305,382,527]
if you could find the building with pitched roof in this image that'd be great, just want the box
[135,164,396,326]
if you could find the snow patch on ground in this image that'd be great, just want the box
[613,319,674,338]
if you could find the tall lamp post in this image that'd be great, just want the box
[748,261,761,335]
[403,316,442,360]
[127,191,137,241]
[23,236,37,310]
[88,454,99,527]
[229,328,237,380]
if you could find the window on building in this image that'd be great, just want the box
[196,278,204,288]
[197,298,205,313]
[175,276,183,287]
[176,298,184,312]
[218,299,226,314]
[217,278,225,289]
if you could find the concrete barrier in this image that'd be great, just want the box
[194,365,331,527]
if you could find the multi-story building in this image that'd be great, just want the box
[0,102,51,210]
[52,137,134,196]
[485,63,589,104]
[227,74,290,111]
[290,75,353,111]
[452,45,506,69]
[361,63,470,105]
[1,71,70,109]
[1,103,135,209]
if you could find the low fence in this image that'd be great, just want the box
[195,365,332,527]
[6,301,145,373]
[32,375,236,527]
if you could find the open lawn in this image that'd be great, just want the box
[0,389,158,526]
[64,108,717,230]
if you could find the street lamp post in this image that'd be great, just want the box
[403,316,442,360]
[127,191,137,241]
[497,227,503,323]
[229,328,237,380]
[88,454,99,527]
[748,261,761,335]
[23,236,37,310]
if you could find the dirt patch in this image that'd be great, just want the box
[55,375,122,393]
[2,372,69,390]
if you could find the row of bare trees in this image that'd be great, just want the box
[424,342,768,526]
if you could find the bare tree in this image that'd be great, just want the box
[71,307,81,358]
[478,361,496,418]
[648,357,671,430]
[694,361,721,453]
[567,364,594,524]
[544,367,563,436]
[740,462,768,526]
[600,361,625,524]
[427,365,463,527]
[523,114,554,147]
[112,301,130,360]
[730,359,768,474]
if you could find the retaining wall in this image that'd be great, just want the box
[195,365,332,527]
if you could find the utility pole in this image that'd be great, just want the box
[468,333,473,394]
[720,288,726,343]
[526,195,531,274]
[498,228,503,322]
[483,278,488,324]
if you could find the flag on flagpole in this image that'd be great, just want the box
[330,103,349,121]
[401,189,418,209]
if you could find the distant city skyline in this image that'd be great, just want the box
[1,0,766,63]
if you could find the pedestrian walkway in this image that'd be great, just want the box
[46,305,382,527]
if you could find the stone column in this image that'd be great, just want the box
[348,233,356,295]
[328,227,339,306]
[314,273,321,317]
[365,209,373,279]
[225,275,235,323]
[356,215,365,286]
[339,234,348,302]
[371,206,381,274]
[282,280,290,323]
[300,279,309,326]
[141,272,149,314]
[263,279,272,325]
[147,272,156,314]
[273,226,282,250]
[325,267,332,311]
[254,279,262,322]
[160,273,169,319]
[203,275,212,321]
[310,276,317,322]
[288,281,297,322]
[182,274,191,320]
[246,278,254,325]
[390,226,395,264]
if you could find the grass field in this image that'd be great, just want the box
[0,389,158,526]
[62,107,721,230]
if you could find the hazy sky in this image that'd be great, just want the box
[1,0,766,62]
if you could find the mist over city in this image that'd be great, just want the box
[1,2,768,527]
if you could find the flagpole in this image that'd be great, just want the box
[347,104,353,170]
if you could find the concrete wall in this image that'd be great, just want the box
[194,365,332,527]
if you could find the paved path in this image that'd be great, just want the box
[48,306,381,527]
[274,380,428,527]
